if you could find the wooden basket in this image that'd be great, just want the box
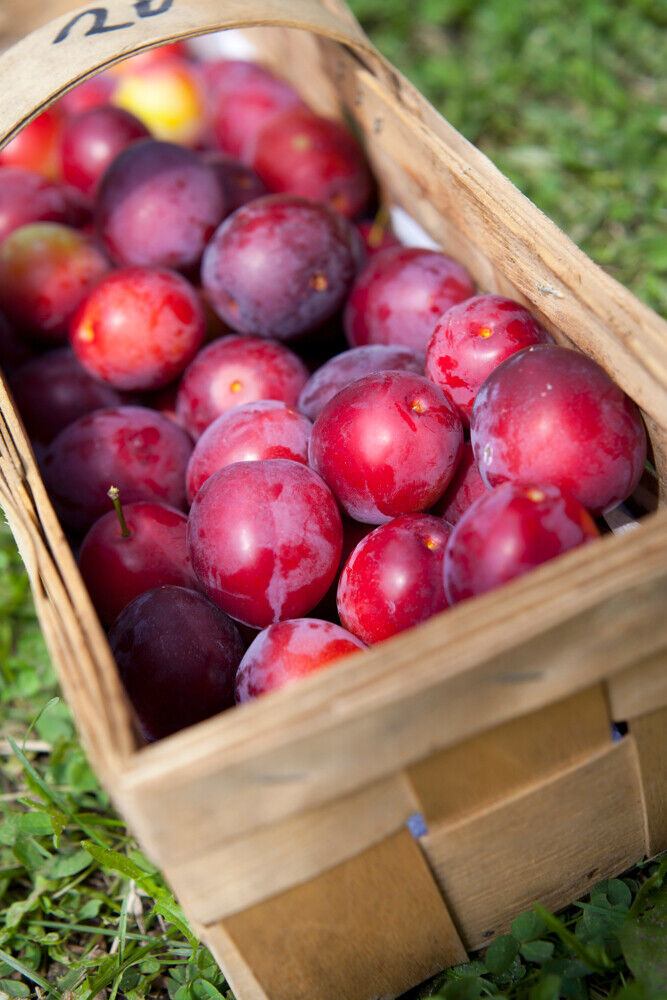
[1,3,666,998]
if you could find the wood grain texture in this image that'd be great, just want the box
[116,513,667,861]
[197,921,271,1000]
[608,652,667,721]
[164,772,420,925]
[407,686,611,826]
[421,739,647,950]
[220,830,466,1000]
[631,706,667,856]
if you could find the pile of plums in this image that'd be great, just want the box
[0,44,647,741]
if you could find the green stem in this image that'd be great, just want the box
[108,486,131,538]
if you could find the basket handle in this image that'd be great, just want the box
[0,0,382,149]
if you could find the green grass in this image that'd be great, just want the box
[1,1,666,996]
[350,0,667,316]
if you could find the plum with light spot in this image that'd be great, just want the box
[186,400,311,502]
[187,458,342,628]
[426,294,550,425]
[201,195,357,340]
[337,513,451,644]
[309,370,463,524]
[0,223,109,344]
[471,344,647,514]
[297,344,423,421]
[235,618,365,702]
[251,107,373,218]
[176,335,309,438]
[443,482,599,603]
[345,246,475,358]
[70,267,205,390]
[79,494,198,627]
[110,585,243,740]
[42,405,192,532]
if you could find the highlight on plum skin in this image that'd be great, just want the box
[201,195,357,341]
[0,223,110,345]
[42,406,193,534]
[79,498,198,628]
[109,585,244,742]
[175,335,309,439]
[70,266,206,391]
[60,105,150,198]
[204,59,304,163]
[8,348,124,448]
[338,513,452,645]
[187,459,343,629]
[471,344,648,514]
[186,400,312,504]
[235,618,366,703]
[251,107,374,219]
[431,441,487,525]
[297,344,423,422]
[309,370,463,525]
[344,246,476,358]
[95,139,225,270]
[443,482,600,604]
[426,294,551,426]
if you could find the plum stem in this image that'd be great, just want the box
[367,206,390,248]
[107,485,131,538]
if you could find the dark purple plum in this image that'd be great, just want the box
[9,348,123,446]
[109,585,244,740]
[95,139,225,269]
[201,195,357,340]
[0,310,34,373]
[201,152,267,214]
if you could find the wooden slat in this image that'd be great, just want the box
[420,739,646,950]
[608,651,667,721]
[631,707,667,857]
[407,686,611,826]
[164,772,419,924]
[197,921,271,1000]
[219,829,466,1000]
[116,513,667,861]
[0,376,138,770]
